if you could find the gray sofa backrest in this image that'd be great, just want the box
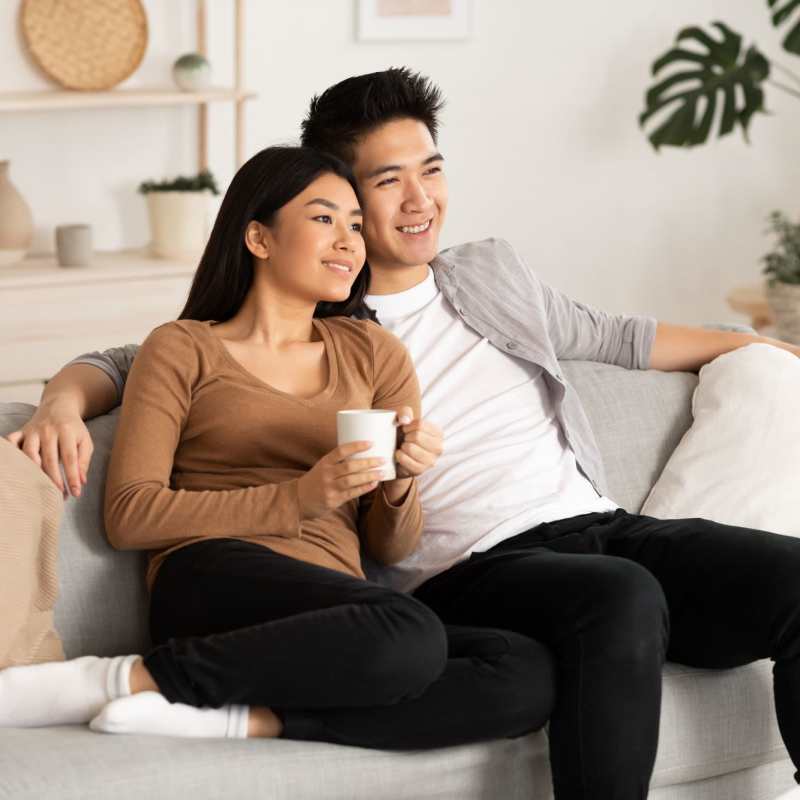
[0,361,697,660]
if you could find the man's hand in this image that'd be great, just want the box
[392,406,444,479]
[4,400,92,499]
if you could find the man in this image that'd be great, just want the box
[8,68,800,800]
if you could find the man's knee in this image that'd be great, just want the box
[586,558,670,659]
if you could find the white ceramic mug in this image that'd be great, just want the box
[336,409,398,481]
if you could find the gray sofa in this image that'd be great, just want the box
[0,356,796,800]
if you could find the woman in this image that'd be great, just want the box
[0,147,555,747]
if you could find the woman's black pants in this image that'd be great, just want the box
[142,538,556,750]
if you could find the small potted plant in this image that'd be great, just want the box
[762,210,800,345]
[138,169,220,260]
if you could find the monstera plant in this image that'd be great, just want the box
[639,1,800,150]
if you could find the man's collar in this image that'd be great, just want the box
[365,265,439,321]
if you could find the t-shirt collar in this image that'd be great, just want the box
[365,266,438,322]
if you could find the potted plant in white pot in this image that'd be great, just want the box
[138,169,220,260]
[762,210,800,344]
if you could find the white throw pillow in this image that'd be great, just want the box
[640,343,800,535]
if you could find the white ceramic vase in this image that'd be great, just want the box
[0,160,34,267]
[765,280,800,345]
[145,191,211,260]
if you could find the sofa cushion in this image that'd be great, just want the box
[0,438,65,667]
[560,361,697,512]
[653,659,788,788]
[641,343,800,533]
[0,659,789,799]
[0,726,550,800]
[0,403,150,659]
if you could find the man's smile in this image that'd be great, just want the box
[397,218,433,235]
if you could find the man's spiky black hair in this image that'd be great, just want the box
[300,67,444,165]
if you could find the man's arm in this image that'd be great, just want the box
[540,280,657,369]
[649,322,800,372]
[61,343,140,407]
[4,344,139,498]
[40,364,118,420]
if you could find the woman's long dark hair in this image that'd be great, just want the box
[178,146,378,323]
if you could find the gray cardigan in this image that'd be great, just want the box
[68,238,657,497]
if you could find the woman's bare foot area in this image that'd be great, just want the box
[128,657,160,694]
[248,706,283,738]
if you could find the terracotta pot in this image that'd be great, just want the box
[0,161,34,267]
[145,191,211,260]
[765,280,800,345]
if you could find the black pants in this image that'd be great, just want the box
[414,508,800,799]
[142,538,556,750]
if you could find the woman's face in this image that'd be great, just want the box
[254,172,366,306]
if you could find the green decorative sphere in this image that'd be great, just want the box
[172,52,211,92]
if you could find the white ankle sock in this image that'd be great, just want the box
[773,786,800,800]
[0,654,140,727]
[89,691,249,739]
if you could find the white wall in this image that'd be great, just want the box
[3,0,799,325]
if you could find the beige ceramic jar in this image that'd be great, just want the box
[0,161,34,267]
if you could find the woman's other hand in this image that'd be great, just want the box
[297,441,387,521]
[4,400,93,499]
[391,406,444,480]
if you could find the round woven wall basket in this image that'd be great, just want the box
[21,0,148,91]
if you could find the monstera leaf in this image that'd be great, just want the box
[639,21,770,150]
[769,0,800,55]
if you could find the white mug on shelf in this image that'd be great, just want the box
[55,224,92,268]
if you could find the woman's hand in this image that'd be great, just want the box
[392,406,444,480]
[4,400,92,499]
[297,441,387,521]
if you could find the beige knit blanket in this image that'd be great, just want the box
[0,437,65,668]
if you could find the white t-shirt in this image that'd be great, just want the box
[364,267,619,592]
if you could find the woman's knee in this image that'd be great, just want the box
[365,594,448,701]
[449,628,556,737]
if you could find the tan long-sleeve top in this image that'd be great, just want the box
[103,317,422,593]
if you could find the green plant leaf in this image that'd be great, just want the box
[138,169,220,195]
[761,209,800,284]
[768,0,800,55]
[639,21,770,150]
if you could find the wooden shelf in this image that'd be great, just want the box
[0,248,197,289]
[2,0,252,169]
[0,87,256,113]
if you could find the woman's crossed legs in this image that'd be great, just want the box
[1,538,556,748]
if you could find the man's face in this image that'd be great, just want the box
[351,118,448,274]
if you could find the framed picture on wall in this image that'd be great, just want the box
[357,0,473,41]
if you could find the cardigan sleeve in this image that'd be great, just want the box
[103,322,302,551]
[539,276,657,370]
